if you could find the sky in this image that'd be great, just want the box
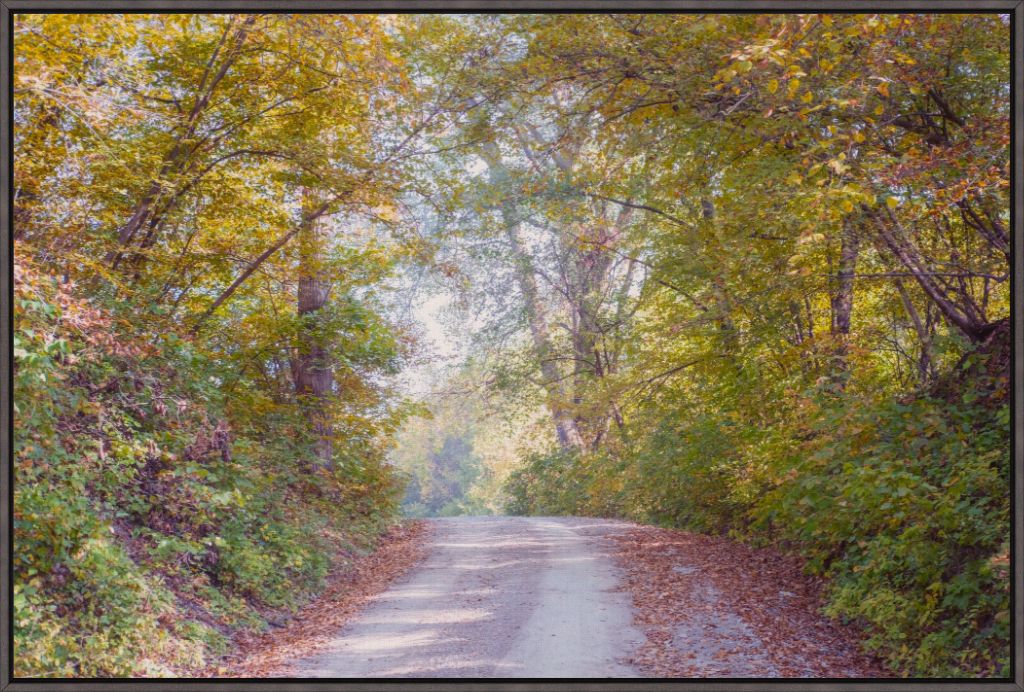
[394,287,465,398]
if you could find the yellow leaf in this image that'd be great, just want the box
[853,131,866,143]
[840,199,854,213]
[874,103,885,116]
[801,91,814,103]
[767,79,779,94]
[886,196,899,209]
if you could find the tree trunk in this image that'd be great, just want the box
[894,279,935,386]
[701,198,740,352]
[567,205,630,449]
[871,209,992,343]
[482,150,583,450]
[294,187,335,472]
[829,216,860,386]
[508,222,584,451]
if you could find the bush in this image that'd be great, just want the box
[13,258,403,677]
[504,448,626,517]
[752,392,1010,676]
[502,371,1010,677]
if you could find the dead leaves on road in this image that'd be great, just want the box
[211,520,430,678]
[611,525,892,678]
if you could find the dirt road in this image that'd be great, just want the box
[291,516,644,678]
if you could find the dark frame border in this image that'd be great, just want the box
[0,2,1020,691]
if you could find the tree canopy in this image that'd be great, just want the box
[13,12,1011,678]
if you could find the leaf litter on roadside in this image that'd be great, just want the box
[209,520,430,677]
[610,526,892,678]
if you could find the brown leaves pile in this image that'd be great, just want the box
[611,526,892,678]
[209,520,430,678]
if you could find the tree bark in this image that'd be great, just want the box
[894,279,935,386]
[829,215,860,386]
[870,209,992,343]
[189,187,336,332]
[294,187,335,472]
[567,205,630,449]
[482,149,583,450]
[701,197,740,353]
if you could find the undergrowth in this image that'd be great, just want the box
[13,258,403,677]
[504,330,1010,677]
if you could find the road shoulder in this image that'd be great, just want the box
[610,525,892,677]
[212,520,430,677]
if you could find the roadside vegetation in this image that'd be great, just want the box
[14,13,1010,678]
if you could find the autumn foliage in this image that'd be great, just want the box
[12,12,1011,679]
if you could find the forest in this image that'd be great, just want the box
[12,13,1011,678]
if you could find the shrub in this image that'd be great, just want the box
[13,258,403,676]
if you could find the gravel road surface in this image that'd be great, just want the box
[292,516,644,678]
